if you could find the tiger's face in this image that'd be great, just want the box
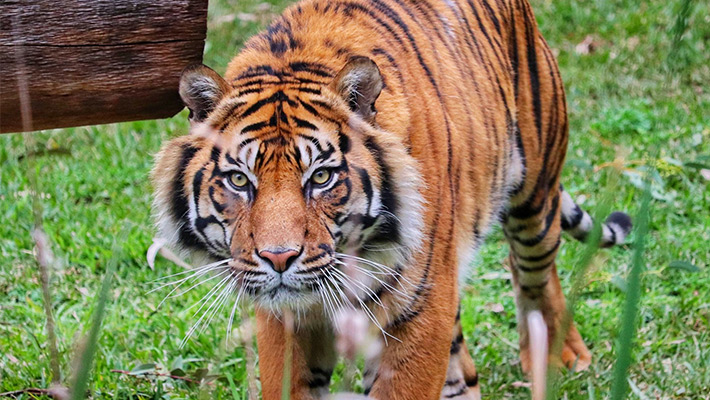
[152,58,423,312]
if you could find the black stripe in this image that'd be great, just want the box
[237,65,278,79]
[355,166,374,216]
[605,224,617,245]
[524,5,543,141]
[241,121,270,134]
[289,61,334,77]
[513,193,559,247]
[338,131,351,154]
[240,91,295,119]
[445,386,468,398]
[208,186,226,214]
[450,332,464,354]
[338,2,407,49]
[362,136,400,245]
[297,98,321,118]
[516,238,560,262]
[308,368,332,388]
[237,87,263,96]
[238,258,258,267]
[303,251,327,264]
[481,0,502,35]
[171,145,202,250]
[561,204,584,230]
[517,260,553,273]
[293,117,317,130]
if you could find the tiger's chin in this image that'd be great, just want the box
[249,280,324,315]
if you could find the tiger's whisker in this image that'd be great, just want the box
[150,258,232,282]
[339,255,419,289]
[180,274,233,348]
[318,276,339,322]
[330,271,398,343]
[154,268,231,311]
[315,279,335,322]
[330,266,386,309]
[165,267,231,301]
[200,278,237,335]
[226,278,247,343]
[323,274,346,322]
[324,269,357,311]
[335,260,413,301]
[203,271,243,334]
[148,262,229,294]
[183,272,233,316]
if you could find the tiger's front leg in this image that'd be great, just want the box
[255,309,337,400]
[366,272,458,400]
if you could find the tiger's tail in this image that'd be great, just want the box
[560,186,632,248]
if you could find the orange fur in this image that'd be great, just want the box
[152,0,631,398]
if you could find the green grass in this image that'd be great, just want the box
[1,0,709,398]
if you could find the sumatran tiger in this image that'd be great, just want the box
[151,0,632,398]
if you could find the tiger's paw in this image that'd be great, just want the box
[519,333,591,374]
[559,337,592,372]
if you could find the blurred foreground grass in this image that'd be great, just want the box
[1,0,709,398]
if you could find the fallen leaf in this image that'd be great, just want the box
[211,14,235,25]
[575,35,598,55]
[256,2,271,12]
[49,385,70,400]
[479,272,512,281]
[237,12,257,22]
[484,303,505,313]
[626,36,640,50]
[512,381,532,388]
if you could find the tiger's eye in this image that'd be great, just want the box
[311,169,332,185]
[229,172,249,188]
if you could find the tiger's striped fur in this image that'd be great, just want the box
[151,0,631,398]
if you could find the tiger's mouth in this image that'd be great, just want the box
[225,251,407,317]
[231,258,340,311]
[150,249,413,345]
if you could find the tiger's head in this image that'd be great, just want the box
[152,57,424,312]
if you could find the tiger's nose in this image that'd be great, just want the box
[258,248,300,273]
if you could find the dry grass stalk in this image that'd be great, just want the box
[239,308,259,400]
[13,14,63,386]
[32,229,63,384]
[527,310,548,400]
[281,310,295,400]
[0,385,69,400]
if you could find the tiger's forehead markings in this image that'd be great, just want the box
[211,61,349,171]
[217,125,340,178]
[232,62,335,84]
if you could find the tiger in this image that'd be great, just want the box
[151,0,632,398]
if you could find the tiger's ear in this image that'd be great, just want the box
[329,56,383,123]
[179,64,231,123]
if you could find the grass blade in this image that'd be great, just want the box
[610,182,651,400]
[69,227,127,400]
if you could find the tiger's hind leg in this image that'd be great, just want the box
[503,187,591,373]
[441,306,481,400]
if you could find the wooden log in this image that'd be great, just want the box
[0,0,208,133]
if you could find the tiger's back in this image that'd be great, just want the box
[152,0,631,398]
